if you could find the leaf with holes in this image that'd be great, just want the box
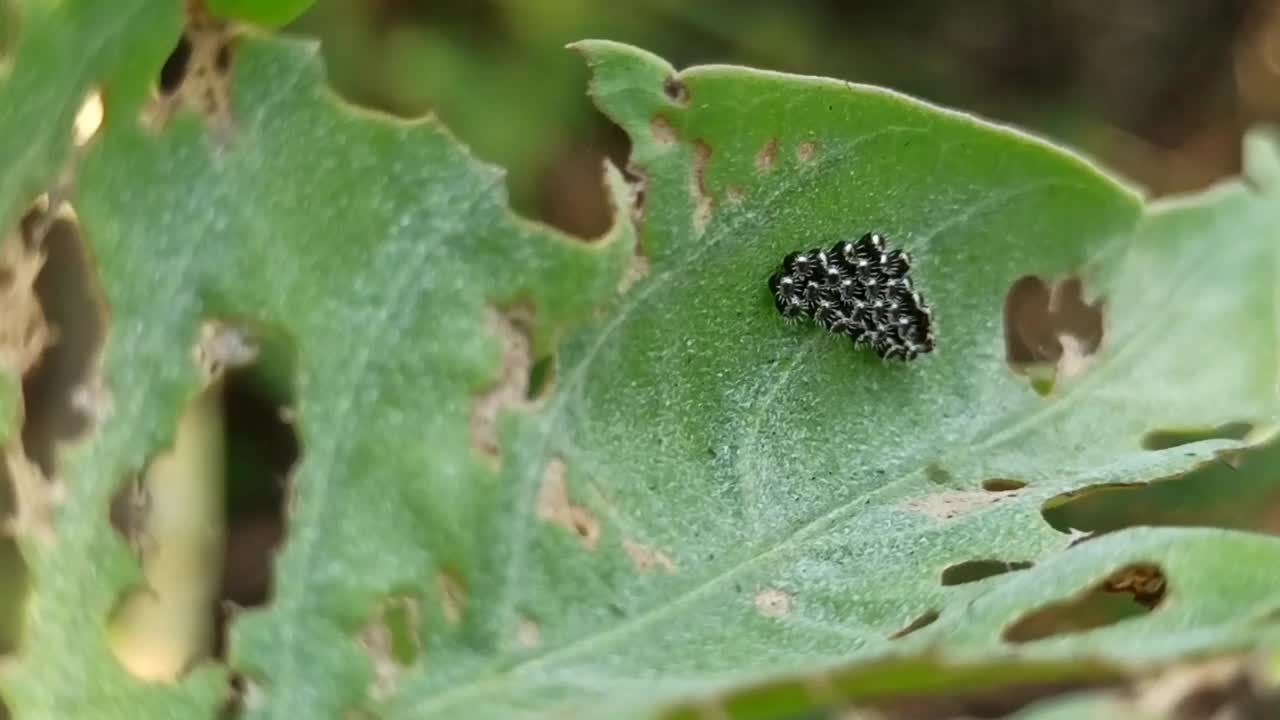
[4,12,1280,720]
[384,43,1280,718]
[0,12,633,720]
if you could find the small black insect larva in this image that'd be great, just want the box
[769,232,934,361]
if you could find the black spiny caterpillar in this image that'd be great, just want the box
[768,232,935,361]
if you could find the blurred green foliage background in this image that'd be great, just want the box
[287,0,1280,237]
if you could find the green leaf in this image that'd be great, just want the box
[0,0,177,238]
[206,0,313,28]
[382,43,1280,716]
[0,29,632,720]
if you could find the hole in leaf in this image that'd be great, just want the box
[158,34,192,95]
[470,306,533,464]
[890,609,939,639]
[1043,435,1280,536]
[1004,275,1103,394]
[982,478,1026,492]
[535,124,627,237]
[650,115,676,147]
[941,560,1033,586]
[526,355,555,403]
[107,384,226,682]
[143,5,233,132]
[216,337,298,657]
[1002,563,1165,644]
[663,76,689,104]
[1142,422,1253,450]
[22,216,106,477]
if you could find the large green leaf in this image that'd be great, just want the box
[0,24,633,720]
[3,12,1280,720]
[380,44,1280,716]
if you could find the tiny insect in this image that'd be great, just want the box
[769,232,934,361]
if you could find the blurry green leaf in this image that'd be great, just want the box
[206,0,313,28]
[0,0,177,264]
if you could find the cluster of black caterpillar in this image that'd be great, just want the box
[768,233,935,361]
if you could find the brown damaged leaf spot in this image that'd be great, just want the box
[900,490,1013,521]
[889,609,940,639]
[650,115,676,147]
[143,0,235,133]
[617,254,650,295]
[194,320,259,382]
[725,186,744,204]
[624,166,647,226]
[753,588,791,618]
[536,457,600,549]
[623,538,676,573]
[516,617,541,649]
[982,478,1027,492]
[436,571,466,624]
[796,141,818,162]
[940,559,1033,586]
[662,75,690,105]
[1004,275,1104,393]
[359,596,421,702]
[755,138,778,173]
[469,306,533,465]
[1003,563,1166,644]
[691,139,713,232]
[0,218,53,376]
